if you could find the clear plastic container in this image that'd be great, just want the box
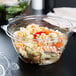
[0,52,19,76]
[1,15,72,65]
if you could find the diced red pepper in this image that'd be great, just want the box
[59,53,61,55]
[34,31,44,39]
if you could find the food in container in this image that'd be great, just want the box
[14,23,68,65]
[1,15,72,65]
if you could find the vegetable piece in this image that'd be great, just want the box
[44,30,53,35]
[6,7,22,14]
[59,53,61,55]
[40,27,53,35]
[34,31,44,39]
[0,5,5,10]
[55,39,63,48]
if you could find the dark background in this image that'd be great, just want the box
[54,0,76,7]
[44,0,76,13]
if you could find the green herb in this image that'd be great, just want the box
[6,7,22,14]
[6,2,28,14]
[0,5,5,11]
[6,2,28,19]
[0,1,28,20]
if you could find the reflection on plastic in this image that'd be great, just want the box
[0,64,5,76]
[0,52,19,76]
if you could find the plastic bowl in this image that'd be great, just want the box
[2,15,72,65]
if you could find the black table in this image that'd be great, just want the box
[0,27,76,76]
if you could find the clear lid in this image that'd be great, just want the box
[0,52,19,76]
